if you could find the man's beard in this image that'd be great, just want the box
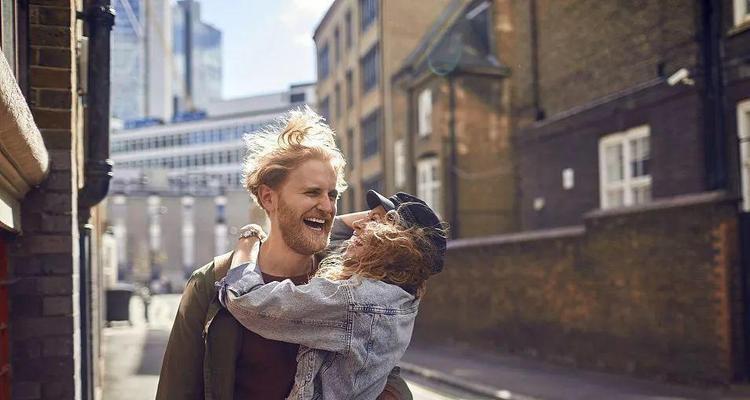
[277,197,331,255]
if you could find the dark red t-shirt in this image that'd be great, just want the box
[233,272,309,400]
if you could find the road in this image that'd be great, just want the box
[102,294,487,400]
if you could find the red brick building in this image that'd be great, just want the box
[0,0,113,398]
[398,0,750,386]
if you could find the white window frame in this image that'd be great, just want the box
[598,125,652,209]
[738,99,750,211]
[418,89,432,137]
[417,157,441,215]
[734,0,750,26]
[394,139,406,188]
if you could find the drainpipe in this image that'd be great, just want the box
[77,1,114,399]
[698,0,727,191]
[79,0,114,212]
[529,0,544,121]
[448,75,460,238]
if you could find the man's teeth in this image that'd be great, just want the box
[305,218,326,224]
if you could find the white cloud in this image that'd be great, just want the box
[279,0,334,48]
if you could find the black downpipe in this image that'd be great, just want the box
[699,0,727,191]
[78,224,93,400]
[529,0,544,121]
[78,1,114,399]
[448,76,460,238]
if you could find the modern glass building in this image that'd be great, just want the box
[172,0,223,113]
[111,0,145,121]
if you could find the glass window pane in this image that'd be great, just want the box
[606,189,625,208]
[630,136,650,178]
[605,143,624,182]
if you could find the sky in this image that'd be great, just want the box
[199,0,335,99]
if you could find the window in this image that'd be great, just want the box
[466,0,491,52]
[335,83,341,119]
[290,92,306,103]
[360,0,377,31]
[417,157,441,215]
[394,139,406,188]
[348,185,356,213]
[362,110,380,159]
[334,27,340,65]
[346,70,353,106]
[345,10,353,49]
[1,0,16,72]
[361,45,379,94]
[362,174,383,207]
[343,129,354,172]
[318,43,330,80]
[738,99,750,211]
[418,89,432,137]
[598,126,652,209]
[734,0,750,26]
[319,96,330,122]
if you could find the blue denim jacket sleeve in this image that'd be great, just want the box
[217,263,351,353]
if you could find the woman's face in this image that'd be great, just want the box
[345,206,387,258]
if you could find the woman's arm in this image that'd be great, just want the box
[230,224,266,269]
[217,264,351,353]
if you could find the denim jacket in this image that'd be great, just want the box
[217,263,420,400]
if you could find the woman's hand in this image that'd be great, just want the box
[230,224,267,269]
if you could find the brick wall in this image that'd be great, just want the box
[413,192,743,384]
[721,0,750,203]
[511,0,699,121]
[516,84,707,230]
[7,1,83,399]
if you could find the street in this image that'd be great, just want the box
[102,294,489,400]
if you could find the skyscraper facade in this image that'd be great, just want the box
[172,0,223,114]
[111,0,220,123]
[111,0,145,121]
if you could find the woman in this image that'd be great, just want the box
[217,201,446,400]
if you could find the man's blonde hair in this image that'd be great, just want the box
[242,106,347,210]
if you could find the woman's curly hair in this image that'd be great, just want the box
[315,211,442,298]
[242,106,347,210]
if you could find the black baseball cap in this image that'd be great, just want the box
[366,190,447,274]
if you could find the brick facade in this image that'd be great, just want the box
[511,0,750,230]
[314,0,451,212]
[516,85,707,230]
[390,0,518,238]
[414,192,743,384]
[2,0,104,398]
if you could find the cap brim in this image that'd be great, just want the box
[366,190,396,211]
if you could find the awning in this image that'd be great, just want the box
[0,54,50,232]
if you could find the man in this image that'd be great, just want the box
[156,108,412,399]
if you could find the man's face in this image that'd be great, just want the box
[346,205,387,258]
[272,159,339,255]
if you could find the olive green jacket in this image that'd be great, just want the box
[155,251,413,400]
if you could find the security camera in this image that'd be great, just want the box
[667,68,694,86]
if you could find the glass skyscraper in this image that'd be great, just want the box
[111,0,145,121]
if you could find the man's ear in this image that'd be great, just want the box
[258,184,277,213]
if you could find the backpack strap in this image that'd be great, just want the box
[212,251,235,282]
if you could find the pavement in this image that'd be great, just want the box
[102,294,478,400]
[102,294,750,400]
[102,294,179,400]
[401,343,750,400]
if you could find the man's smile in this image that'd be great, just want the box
[302,216,331,232]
